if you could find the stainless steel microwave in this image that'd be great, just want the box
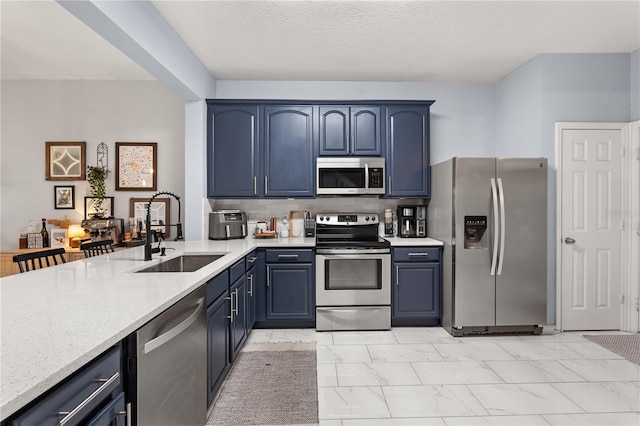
[316,157,385,195]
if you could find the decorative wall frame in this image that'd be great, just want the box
[84,196,114,219]
[130,197,170,238]
[50,229,67,248]
[116,142,157,191]
[45,141,86,181]
[54,185,75,209]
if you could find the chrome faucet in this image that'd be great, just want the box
[144,191,183,261]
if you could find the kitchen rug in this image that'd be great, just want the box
[584,334,640,365]
[207,348,319,425]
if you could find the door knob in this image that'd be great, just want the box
[564,237,576,245]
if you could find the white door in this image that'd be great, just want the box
[560,128,623,330]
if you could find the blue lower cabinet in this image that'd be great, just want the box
[266,263,315,321]
[207,290,230,407]
[392,248,442,326]
[6,346,123,426]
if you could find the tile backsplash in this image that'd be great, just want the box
[211,198,427,221]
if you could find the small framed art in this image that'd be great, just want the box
[54,185,75,209]
[50,229,67,248]
[45,141,86,181]
[116,142,157,191]
[84,196,114,219]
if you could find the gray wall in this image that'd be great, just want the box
[495,53,632,324]
[631,49,640,122]
[0,80,185,250]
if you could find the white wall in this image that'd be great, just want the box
[496,53,632,324]
[0,80,185,250]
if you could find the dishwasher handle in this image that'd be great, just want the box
[144,297,204,354]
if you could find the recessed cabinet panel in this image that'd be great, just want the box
[319,107,349,155]
[207,105,259,197]
[264,106,315,197]
[351,107,381,156]
[393,262,441,319]
[386,106,431,198]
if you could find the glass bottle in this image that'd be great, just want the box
[41,218,49,247]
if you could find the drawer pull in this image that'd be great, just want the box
[277,254,299,259]
[57,372,120,425]
[408,252,429,257]
[247,256,257,263]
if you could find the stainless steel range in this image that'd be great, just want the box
[315,213,391,331]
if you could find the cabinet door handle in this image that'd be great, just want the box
[247,274,253,296]
[253,176,257,195]
[235,288,239,315]
[264,176,268,195]
[408,252,429,257]
[227,293,235,322]
[396,265,400,286]
[388,176,391,191]
[267,266,270,287]
[57,372,120,426]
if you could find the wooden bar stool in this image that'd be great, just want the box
[80,239,115,258]
[12,248,67,273]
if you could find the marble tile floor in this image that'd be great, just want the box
[245,327,640,426]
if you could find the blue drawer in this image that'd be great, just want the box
[266,249,314,263]
[393,247,441,262]
[11,346,122,426]
[230,259,245,283]
[245,250,258,269]
[206,270,229,306]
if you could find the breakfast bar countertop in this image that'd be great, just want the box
[0,234,443,420]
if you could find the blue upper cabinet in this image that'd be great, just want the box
[319,106,381,156]
[207,105,260,197]
[386,105,431,198]
[264,106,315,198]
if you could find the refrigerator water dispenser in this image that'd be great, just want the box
[464,216,487,249]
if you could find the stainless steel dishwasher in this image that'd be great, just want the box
[125,287,207,426]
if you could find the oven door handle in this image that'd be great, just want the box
[316,248,390,255]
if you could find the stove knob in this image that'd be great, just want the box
[371,216,376,222]
[365,216,370,221]
[319,216,325,221]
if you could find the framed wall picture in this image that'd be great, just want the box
[116,142,157,191]
[130,197,170,238]
[54,185,75,209]
[45,141,86,181]
[50,229,67,248]
[84,196,114,219]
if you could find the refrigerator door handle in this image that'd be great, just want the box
[490,178,499,276]
[497,177,506,275]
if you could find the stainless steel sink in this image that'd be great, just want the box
[136,254,227,273]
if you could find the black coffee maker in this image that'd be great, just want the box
[397,205,427,238]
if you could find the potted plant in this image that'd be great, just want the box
[87,165,108,218]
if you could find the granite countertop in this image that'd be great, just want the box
[0,234,442,419]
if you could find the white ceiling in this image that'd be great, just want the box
[2,0,639,83]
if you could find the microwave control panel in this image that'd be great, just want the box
[368,168,384,189]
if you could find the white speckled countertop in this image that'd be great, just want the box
[0,235,441,419]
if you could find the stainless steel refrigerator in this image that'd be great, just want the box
[428,158,547,336]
